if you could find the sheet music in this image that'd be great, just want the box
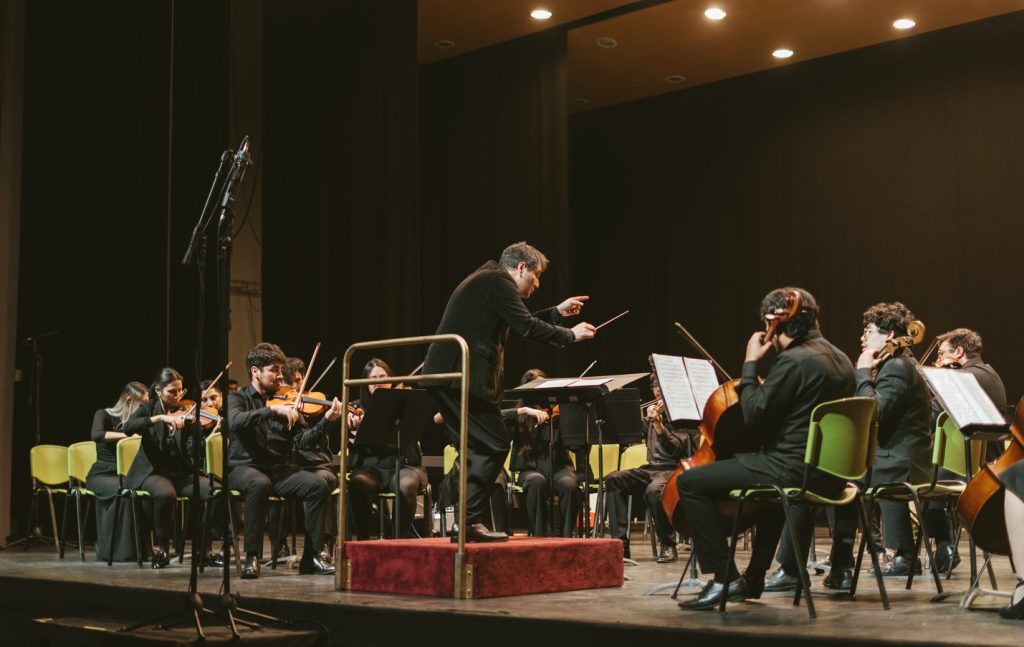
[650,353,700,422]
[683,357,720,414]
[921,367,1006,428]
[568,378,612,387]
[533,378,576,389]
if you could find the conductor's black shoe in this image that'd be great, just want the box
[823,567,854,591]
[763,568,800,592]
[449,523,509,543]
[678,577,750,610]
[933,545,961,574]
[203,551,225,568]
[999,581,1024,619]
[151,549,170,569]
[299,556,336,575]
[656,545,678,564]
[870,554,921,577]
[241,554,260,580]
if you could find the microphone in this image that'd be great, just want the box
[217,135,252,217]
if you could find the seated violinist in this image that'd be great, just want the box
[123,368,225,569]
[924,327,1008,574]
[675,287,855,610]
[605,373,688,562]
[346,359,429,539]
[509,369,582,538]
[227,342,344,579]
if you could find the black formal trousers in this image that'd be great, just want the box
[431,388,509,525]
[605,465,677,547]
[518,467,580,537]
[86,471,144,561]
[349,463,428,539]
[228,464,330,558]
[138,472,217,548]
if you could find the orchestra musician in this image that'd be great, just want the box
[675,287,854,610]
[122,368,225,569]
[924,327,1008,574]
[422,242,595,542]
[86,382,149,562]
[509,368,582,538]
[226,342,344,579]
[346,358,429,539]
[999,460,1024,619]
[604,373,688,563]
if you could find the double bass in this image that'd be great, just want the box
[955,397,1024,555]
[660,291,802,532]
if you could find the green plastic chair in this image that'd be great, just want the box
[60,441,96,561]
[108,436,150,568]
[199,431,243,573]
[27,444,70,554]
[721,396,887,618]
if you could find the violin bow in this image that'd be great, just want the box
[292,342,322,413]
[673,321,733,381]
[307,356,336,392]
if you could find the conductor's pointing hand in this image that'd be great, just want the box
[557,295,589,317]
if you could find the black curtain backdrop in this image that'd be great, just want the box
[569,12,1024,402]
[261,0,421,379]
[12,0,229,536]
[419,31,590,387]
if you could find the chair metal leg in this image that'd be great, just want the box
[856,496,890,610]
[45,488,61,553]
[77,493,88,561]
[908,492,942,593]
[780,498,816,619]
[719,495,748,614]
[129,492,144,568]
[59,489,72,559]
[108,494,121,567]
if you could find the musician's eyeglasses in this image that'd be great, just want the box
[937,347,957,356]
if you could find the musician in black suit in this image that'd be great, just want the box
[422,242,596,542]
[675,287,855,610]
[924,327,1008,573]
[123,368,223,569]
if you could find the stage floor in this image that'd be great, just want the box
[0,532,1020,647]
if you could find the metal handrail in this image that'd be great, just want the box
[334,333,473,598]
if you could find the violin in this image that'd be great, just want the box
[874,320,926,362]
[168,399,221,430]
[269,387,361,417]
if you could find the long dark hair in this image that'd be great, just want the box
[358,358,393,407]
[151,367,184,410]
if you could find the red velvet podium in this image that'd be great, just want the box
[346,537,624,599]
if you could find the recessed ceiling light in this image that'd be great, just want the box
[665,75,686,84]
[596,37,618,48]
[570,97,590,106]
[772,48,794,59]
[893,18,916,30]
[704,7,726,21]
[434,40,455,49]
[531,9,552,20]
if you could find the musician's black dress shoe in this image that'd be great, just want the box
[823,567,854,591]
[299,555,336,575]
[870,554,921,576]
[449,523,509,543]
[933,544,961,574]
[151,549,170,570]
[678,577,750,610]
[999,580,1024,620]
[656,545,678,564]
[763,568,800,592]
[202,551,225,568]
[241,554,260,580]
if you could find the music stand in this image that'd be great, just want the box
[507,374,647,537]
[351,388,434,538]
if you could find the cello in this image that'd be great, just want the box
[660,290,802,532]
[955,397,1024,555]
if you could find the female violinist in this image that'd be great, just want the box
[675,287,855,611]
[346,359,428,539]
[997,460,1024,618]
[508,369,582,538]
[122,368,224,568]
[86,382,149,562]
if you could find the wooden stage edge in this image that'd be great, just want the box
[0,543,1020,647]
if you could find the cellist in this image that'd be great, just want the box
[675,287,854,611]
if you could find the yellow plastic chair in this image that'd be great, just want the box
[60,441,96,561]
[200,431,243,573]
[24,444,70,554]
[108,436,149,568]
